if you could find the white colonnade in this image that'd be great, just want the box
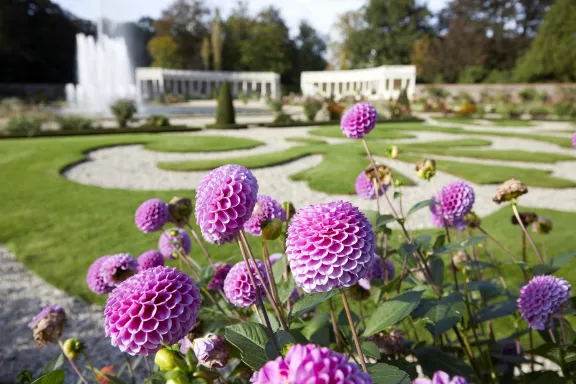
[135,68,281,101]
[301,65,416,100]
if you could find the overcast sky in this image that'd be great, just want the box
[54,0,449,38]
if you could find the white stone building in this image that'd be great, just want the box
[301,65,416,100]
[135,68,281,100]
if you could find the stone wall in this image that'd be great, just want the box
[415,83,576,101]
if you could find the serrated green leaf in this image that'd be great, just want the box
[473,300,518,323]
[40,354,64,374]
[429,257,444,287]
[407,199,437,217]
[432,234,446,251]
[368,363,411,384]
[435,236,486,255]
[277,276,296,304]
[364,290,423,336]
[225,322,270,370]
[424,292,465,338]
[362,341,381,359]
[415,347,475,380]
[32,370,65,384]
[290,290,338,320]
[533,251,576,275]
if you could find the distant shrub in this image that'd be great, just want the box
[483,69,513,83]
[396,88,411,111]
[518,88,539,102]
[56,116,94,131]
[145,114,170,127]
[554,102,575,117]
[237,92,250,105]
[215,81,236,125]
[6,115,44,136]
[326,101,345,120]
[268,99,284,113]
[529,106,550,118]
[424,87,450,99]
[163,93,180,104]
[273,111,297,124]
[506,105,524,119]
[110,99,137,128]
[458,66,487,83]
[456,101,477,117]
[303,98,323,122]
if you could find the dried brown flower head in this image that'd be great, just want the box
[493,179,528,204]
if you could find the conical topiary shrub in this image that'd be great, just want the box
[207,81,247,129]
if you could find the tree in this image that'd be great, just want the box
[148,35,185,69]
[221,1,252,71]
[295,21,327,72]
[201,37,211,70]
[514,0,576,82]
[328,11,363,70]
[211,8,223,70]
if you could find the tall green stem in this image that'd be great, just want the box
[340,289,368,373]
[58,339,88,384]
[511,203,544,263]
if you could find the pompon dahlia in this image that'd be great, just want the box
[437,181,475,221]
[355,170,387,200]
[207,262,232,291]
[286,201,375,293]
[251,344,373,384]
[358,257,395,290]
[195,164,259,244]
[413,371,468,384]
[517,275,571,330]
[572,132,576,149]
[244,194,286,236]
[430,196,467,232]
[340,102,378,139]
[101,254,138,287]
[135,199,169,233]
[28,304,67,347]
[158,228,192,259]
[137,250,165,271]
[87,255,113,294]
[104,266,201,355]
[223,260,268,307]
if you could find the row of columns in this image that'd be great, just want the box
[306,77,412,99]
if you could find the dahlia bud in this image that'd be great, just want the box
[168,196,193,227]
[493,179,528,204]
[192,333,230,370]
[365,163,393,186]
[394,178,403,188]
[511,212,537,226]
[63,338,84,360]
[532,217,553,234]
[282,201,296,221]
[463,212,481,228]
[388,145,399,159]
[28,305,67,347]
[261,218,283,240]
[415,159,436,180]
[155,348,178,371]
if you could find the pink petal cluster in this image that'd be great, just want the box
[135,199,169,233]
[251,344,373,384]
[208,262,233,291]
[223,260,268,307]
[244,194,285,236]
[517,275,571,330]
[87,255,114,294]
[414,371,468,384]
[195,164,259,244]
[286,201,375,293]
[137,250,165,271]
[104,266,201,355]
[158,228,192,259]
[340,102,378,139]
[429,182,475,231]
[355,170,387,200]
[358,257,395,290]
[101,254,138,286]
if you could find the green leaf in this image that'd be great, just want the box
[301,313,331,346]
[364,290,423,336]
[432,234,446,251]
[398,242,418,269]
[406,199,438,217]
[368,363,411,384]
[429,257,444,287]
[530,343,576,369]
[32,370,65,384]
[414,347,475,380]
[533,251,576,275]
[272,256,287,280]
[225,322,270,370]
[393,191,401,200]
[424,292,465,338]
[265,330,296,360]
[473,300,518,323]
[40,354,64,374]
[362,209,379,228]
[362,342,381,359]
[434,236,486,255]
[290,290,338,320]
[376,214,397,228]
[464,281,502,298]
[277,276,296,304]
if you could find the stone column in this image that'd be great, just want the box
[206,80,212,96]
[261,82,266,97]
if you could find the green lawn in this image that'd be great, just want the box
[432,117,533,127]
[309,125,416,140]
[144,134,263,153]
[285,137,327,145]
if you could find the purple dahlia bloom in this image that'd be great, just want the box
[244,194,285,236]
[358,257,395,290]
[436,181,475,221]
[101,254,138,287]
[251,343,373,384]
[135,199,169,233]
[158,228,192,259]
[340,102,378,139]
[286,200,375,293]
[430,196,467,232]
[208,262,232,291]
[137,250,165,272]
[413,371,468,384]
[355,170,387,200]
[195,164,259,244]
[87,255,113,294]
[104,266,201,355]
[223,260,268,308]
[517,275,571,330]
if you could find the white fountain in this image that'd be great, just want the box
[65,23,137,115]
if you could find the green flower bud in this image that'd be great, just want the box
[394,178,403,188]
[261,219,283,240]
[168,197,193,227]
[389,145,399,159]
[415,159,436,181]
[63,338,84,360]
[155,348,177,371]
[282,343,295,356]
[282,201,296,221]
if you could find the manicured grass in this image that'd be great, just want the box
[485,118,533,127]
[433,117,533,127]
[144,135,263,153]
[285,137,327,145]
[309,125,416,140]
[432,117,484,125]
[402,146,576,163]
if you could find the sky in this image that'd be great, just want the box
[54,0,449,38]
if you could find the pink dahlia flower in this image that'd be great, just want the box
[158,228,192,259]
[223,260,268,308]
[135,199,169,233]
[340,102,378,139]
[430,196,467,232]
[137,250,165,271]
[251,344,373,383]
[244,194,285,236]
[208,262,232,291]
[104,266,201,355]
[436,181,475,221]
[413,371,468,384]
[517,275,571,330]
[87,255,114,294]
[355,170,387,200]
[101,253,138,287]
[195,164,259,244]
[286,201,375,293]
[572,132,576,149]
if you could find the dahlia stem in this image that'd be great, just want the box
[58,339,89,384]
[186,223,216,269]
[339,288,368,373]
[477,226,518,263]
[452,327,484,383]
[372,179,381,214]
[511,203,544,264]
[361,138,396,217]
[262,241,281,307]
[328,298,343,351]
[253,304,264,324]
[124,353,135,384]
[144,355,152,374]
[542,237,547,261]
[239,232,288,331]
[82,352,98,380]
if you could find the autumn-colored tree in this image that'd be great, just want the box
[200,37,211,70]
[147,35,185,69]
[211,8,223,70]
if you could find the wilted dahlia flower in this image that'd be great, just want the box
[101,254,138,287]
[286,200,375,293]
[192,333,230,370]
[104,266,201,355]
[158,228,192,259]
[135,199,169,233]
[244,194,285,236]
[28,305,67,347]
[358,257,395,290]
[195,164,259,244]
[251,344,373,384]
[493,179,528,204]
[223,260,268,307]
[355,170,387,200]
[207,262,232,291]
[517,275,571,330]
[87,255,113,294]
[340,102,378,139]
[137,250,165,271]
[413,371,468,384]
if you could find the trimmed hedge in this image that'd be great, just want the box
[205,123,248,130]
[0,125,201,139]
